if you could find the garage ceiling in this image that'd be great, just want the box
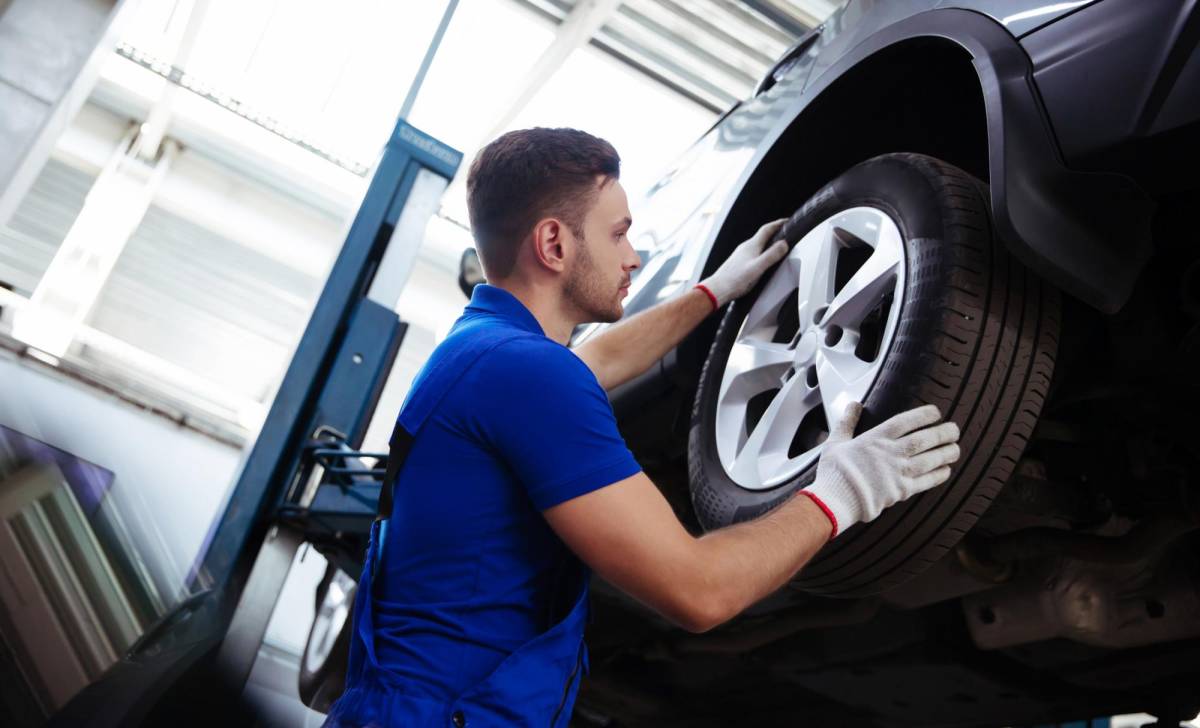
[515,0,842,111]
[103,0,844,177]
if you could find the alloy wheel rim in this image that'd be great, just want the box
[715,206,906,490]
[306,570,355,673]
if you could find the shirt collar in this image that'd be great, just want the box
[464,283,545,336]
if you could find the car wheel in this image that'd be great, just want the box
[299,564,354,710]
[688,153,1060,597]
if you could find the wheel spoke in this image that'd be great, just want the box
[715,338,794,470]
[717,339,793,406]
[794,220,837,329]
[815,346,874,428]
[742,254,802,334]
[728,373,820,485]
[820,230,902,328]
[722,338,794,385]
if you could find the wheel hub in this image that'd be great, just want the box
[794,329,818,363]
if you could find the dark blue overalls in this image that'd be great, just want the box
[323,520,589,727]
[322,285,638,727]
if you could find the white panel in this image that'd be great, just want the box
[368,168,449,311]
[0,158,96,296]
[84,204,322,402]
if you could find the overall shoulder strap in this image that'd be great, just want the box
[375,323,539,519]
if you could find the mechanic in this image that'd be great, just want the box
[322,128,961,727]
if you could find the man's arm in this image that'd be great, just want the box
[543,403,961,633]
[572,287,713,391]
[545,469,830,632]
[573,218,789,391]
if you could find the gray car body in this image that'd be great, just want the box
[576,0,1198,407]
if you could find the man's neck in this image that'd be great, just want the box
[493,281,577,345]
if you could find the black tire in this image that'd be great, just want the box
[688,153,1060,597]
[299,564,352,711]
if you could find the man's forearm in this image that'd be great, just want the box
[573,286,714,391]
[685,493,831,631]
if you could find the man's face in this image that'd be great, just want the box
[563,178,641,323]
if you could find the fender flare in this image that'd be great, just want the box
[613,8,1152,416]
[745,8,1153,314]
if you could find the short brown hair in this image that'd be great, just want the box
[466,128,620,279]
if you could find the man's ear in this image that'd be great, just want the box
[531,218,568,273]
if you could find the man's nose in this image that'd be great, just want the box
[624,245,641,271]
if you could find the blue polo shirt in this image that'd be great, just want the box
[372,283,642,700]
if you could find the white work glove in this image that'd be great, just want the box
[699,218,789,307]
[800,402,961,539]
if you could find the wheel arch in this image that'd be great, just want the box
[628,9,1150,440]
[700,33,990,275]
[695,8,1151,352]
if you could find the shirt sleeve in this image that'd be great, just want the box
[474,337,643,510]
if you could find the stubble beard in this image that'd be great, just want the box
[564,234,623,324]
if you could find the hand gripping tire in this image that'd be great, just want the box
[688,153,1060,597]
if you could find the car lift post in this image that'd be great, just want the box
[203,120,461,699]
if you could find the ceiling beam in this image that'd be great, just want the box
[513,0,728,112]
[479,0,623,149]
[399,0,462,120]
[738,0,816,36]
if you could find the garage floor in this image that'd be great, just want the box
[242,642,327,728]
[234,636,1198,728]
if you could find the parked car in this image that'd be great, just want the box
[306,1,1200,724]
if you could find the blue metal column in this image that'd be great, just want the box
[199,122,461,695]
[47,120,461,728]
[193,120,460,600]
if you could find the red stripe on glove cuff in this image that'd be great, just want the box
[798,490,838,540]
[695,283,718,311]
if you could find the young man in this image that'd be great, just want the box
[322,128,960,727]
